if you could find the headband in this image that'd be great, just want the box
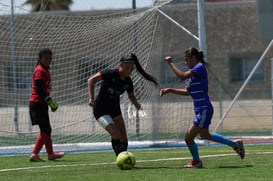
[120,58,135,63]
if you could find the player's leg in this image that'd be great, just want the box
[184,107,214,168]
[30,133,45,162]
[197,106,245,159]
[113,115,128,152]
[184,124,203,168]
[39,120,64,160]
[97,115,123,156]
[98,115,120,139]
[206,132,245,159]
[29,103,46,162]
[39,113,64,161]
[94,103,125,156]
[199,128,239,148]
[111,105,128,155]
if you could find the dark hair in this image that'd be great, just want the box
[37,48,52,65]
[184,47,208,67]
[120,53,158,87]
[39,48,52,59]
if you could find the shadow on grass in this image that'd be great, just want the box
[134,166,182,170]
[47,159,66,163]
[126,164,254,170]
[216,164,254,169]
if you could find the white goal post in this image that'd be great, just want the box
[213,39,273,133]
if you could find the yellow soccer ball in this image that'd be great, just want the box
[116,151,136,170]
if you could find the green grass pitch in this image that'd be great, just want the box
[1,144,273,181]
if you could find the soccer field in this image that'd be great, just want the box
[1,144,273,181]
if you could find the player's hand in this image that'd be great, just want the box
[45,96,58,112]
[89,98,95,107]
[134,102,141,110]
[164,56,173,64]
[160,88,169,97]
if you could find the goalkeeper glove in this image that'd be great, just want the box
[45,96,58,112]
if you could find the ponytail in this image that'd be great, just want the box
[120,53,159,87]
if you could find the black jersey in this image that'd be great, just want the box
[96,69,134,103]
[93,69,134,119]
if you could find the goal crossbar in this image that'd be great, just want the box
[156,8,199,41]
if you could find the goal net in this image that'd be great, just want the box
[1,1,272,156]
[0,1,197,155]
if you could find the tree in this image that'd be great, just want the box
[24,0,73,12]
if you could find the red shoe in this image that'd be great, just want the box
[29,154,45,162]
[184,160,203,168]
[48,152,65,160]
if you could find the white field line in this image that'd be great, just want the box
[0,162,116,172]
[1,151,273,173]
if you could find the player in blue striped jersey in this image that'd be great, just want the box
[160,47,245,168]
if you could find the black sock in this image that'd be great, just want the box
[111,139,121,156]
[120,141,128,152]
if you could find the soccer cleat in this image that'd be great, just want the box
[184,160,203,168]
[234,140,245,159]
[29,154,45,162]
[48,152,65,160]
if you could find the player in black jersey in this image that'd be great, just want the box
[88,53,158,156]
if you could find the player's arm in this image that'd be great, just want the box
[127,91,141,110]
[87,71,102,107]
[35,79,48,99]
[165,56,194,80]
[160,87,189,97]
[35,79,58,112]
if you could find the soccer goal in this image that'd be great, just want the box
[0,0,197,155]
[1,1,272,156]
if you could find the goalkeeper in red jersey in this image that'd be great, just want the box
[88,53,158,156]
[29,48,64,162]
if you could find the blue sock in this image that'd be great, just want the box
[211,133,236,148]
[188,143,200,161]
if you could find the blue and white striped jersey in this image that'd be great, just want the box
[185,62,211,111]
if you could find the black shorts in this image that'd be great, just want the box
[93,102,121,120]
[29,102,49,126]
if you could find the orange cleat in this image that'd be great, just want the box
[184,160,203,168]
[48,152,65,161]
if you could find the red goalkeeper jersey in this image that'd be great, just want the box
[29,64,51,103]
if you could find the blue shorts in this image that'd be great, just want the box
[193,104,214,129]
